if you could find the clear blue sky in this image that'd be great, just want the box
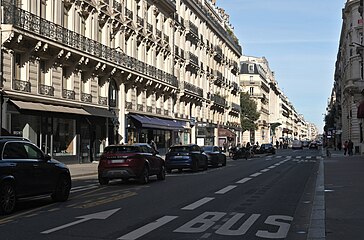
[217,0,346,133]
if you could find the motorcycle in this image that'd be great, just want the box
[231,147,250,160]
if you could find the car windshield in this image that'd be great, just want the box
[169,146,190,152]
[201,146,213,152]
[104,146,139,153]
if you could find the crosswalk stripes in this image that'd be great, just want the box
[263,155,320,163]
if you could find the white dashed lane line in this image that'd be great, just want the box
[236,177,252,184]
[181,197,215,210]
[215,185,237,194]
[250,172,262,177]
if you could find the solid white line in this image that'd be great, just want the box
[250,172,262,177]
[118,216,178,240]
[215,185,237,194]
[236,177,252,184]
[181,197,215,210]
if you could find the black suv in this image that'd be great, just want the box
[0,137,71,215]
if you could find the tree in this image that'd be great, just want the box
[240,92,260,133]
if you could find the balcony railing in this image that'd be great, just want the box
[125,7,133,20]
[39,84,54,96]
[62,89,75,100]
[126,101,133,109]
[147,23,153,33]
[211,94,227,107]
[156,108,162,114]
[186,52,199,67]
[137,104,144,111]
[185,20,199,38]
[2,4,178,89]
[184,82,203,97]
[99,96,108,105]
[137,16,144,27]
[147,106,153,113]
[113,0,122,12]
[232,103,240,112]
[81,93,92,103]
[156,29,162,39]
[12,79,30,92]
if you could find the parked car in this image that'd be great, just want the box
[201,146,226,167]
[0,137,71,215]
[302,141,310,148]
[98,143,165,185]
[257,143,276,154]
[309,141,319,149]
[165,144,208,173]
[292,140,303,150]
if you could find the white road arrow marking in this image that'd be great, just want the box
[41,208,121,234]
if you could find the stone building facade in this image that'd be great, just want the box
[0,0,241,163]
[330,0,363,153]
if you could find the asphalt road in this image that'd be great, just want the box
[0,148,322,240]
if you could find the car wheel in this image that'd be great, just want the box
[192,160,198,172]
[157,165,166,180]
[99,176,110,185]
[139,167,149,184]
[0,182,16,215]
[203,159,208,170]
[51,175,71,202]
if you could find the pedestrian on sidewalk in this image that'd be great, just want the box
[348,139,354,156]
[337,141,342,151]
[343,140,348,155]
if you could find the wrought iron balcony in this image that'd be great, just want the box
[62,89,75,100]
[185,20,199,38]
[156,29,162,39]
[147,23,153,33]
[126,101,133,109]
[147,106,153,113]
[164,109,169,115]
[39,84,54,96]
[186,52,199,67]
[125,7,133,20]
[137,104,144,111]
[99,96,108,105]
[113,0,122,12]
[81,93,92,103]
[232,103,240,112]
[2,4,178,89]
[12,79,30,92]
[211,94,227,107]
[184,82,203,97]
[137,16,144,27]
[109,98,116,107]
[164,34,169,43]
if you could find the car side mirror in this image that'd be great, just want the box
[44,154,52,161]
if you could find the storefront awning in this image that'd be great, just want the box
[218,128,236,138]
[129,114,186,130]
[83,106,115,118]
[358,101,364,118]
[10,100,89,115]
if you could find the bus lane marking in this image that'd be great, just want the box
[118,216,178,240]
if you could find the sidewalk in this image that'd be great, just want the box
[324,150,364,239]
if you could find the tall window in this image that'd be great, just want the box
[13,53,21,79]
[109,80,117,107]
[39,60,46,84]
[249,87,254,95]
